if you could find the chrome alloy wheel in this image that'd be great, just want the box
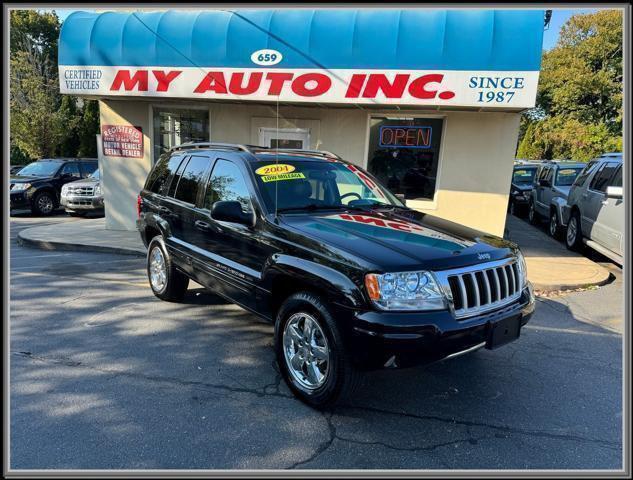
[149,246,167,292]
[566,215,578,247]
[283,312,330,390]
[38,194,54,214]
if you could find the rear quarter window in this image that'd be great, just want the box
[145,154,185,196]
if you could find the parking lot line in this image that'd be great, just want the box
[523,324,621,338]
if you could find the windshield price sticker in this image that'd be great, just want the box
[558,169,577,175]
[261,172,306,183]
[255,164,296,176]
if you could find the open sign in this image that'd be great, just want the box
[379,126,432,149]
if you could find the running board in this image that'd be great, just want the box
[583,239,623,265]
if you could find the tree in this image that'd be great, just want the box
[517,10,622,161]
[78,100,100,157]
[10,10,93,159]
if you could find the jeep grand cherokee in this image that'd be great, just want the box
[137,143,535,408]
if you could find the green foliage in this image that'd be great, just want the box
[518,10,622,161]
[10,145,32,166]
[78,100,100,157]
[10,10,99,160]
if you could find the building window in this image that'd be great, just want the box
[366,117,444,201]
[153,108,209,163]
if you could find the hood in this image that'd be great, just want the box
[10,175,50,184]
[554,185,571,197]
[512,183,533,192]
[65,177,99,186]
[280,208,517,272]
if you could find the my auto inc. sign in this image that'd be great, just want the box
[59,66,539,108]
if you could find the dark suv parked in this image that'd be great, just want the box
[137,143,535,407]
[10,158,98,215]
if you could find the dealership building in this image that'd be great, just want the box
[58,8,545,236]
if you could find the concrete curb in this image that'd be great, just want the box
[17,230,146,257]
[530,275,614,293]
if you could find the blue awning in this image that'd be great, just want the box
[59,9,544,71]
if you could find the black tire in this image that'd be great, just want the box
[548,209,561,239]
[527,200,539,225]
[147,236,189,302]
[274,291,362,409]
[31,191,56,216]
[565,210,584,251]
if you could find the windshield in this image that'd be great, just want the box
[17,161,62,177]
[250,159,404,212]
[555,167,583,186]
[513,167,537,184]
[88,169,100,179]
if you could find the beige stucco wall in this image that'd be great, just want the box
[98,99,519,236]
[99,100,151,230]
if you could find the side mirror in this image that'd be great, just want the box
[211,201,254,226]
[395,193,406,203]
[605,186,623,199]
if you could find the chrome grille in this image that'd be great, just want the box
[66,185,94,196]
[437,259,523,319]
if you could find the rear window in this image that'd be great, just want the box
[145,154,185,195]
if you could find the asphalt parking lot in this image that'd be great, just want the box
[9,214,624,470]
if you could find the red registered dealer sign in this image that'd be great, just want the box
[101,124,144,158]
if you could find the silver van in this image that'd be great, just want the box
[564,153,623,265]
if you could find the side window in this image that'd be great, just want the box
[544,167,554,184]
[60,162,81,178]
[146,154,185,196]
[573,161,597,187]
[167,156,190,197]
[173,156,212,205]
[204,159,252,213]
[589,162,619,193]
[611,166,622,187]
[537,166,549,183]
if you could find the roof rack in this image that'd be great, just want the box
[169,142,254,153]
[271,148,343,160]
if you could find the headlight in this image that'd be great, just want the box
[516,250,528,288]
[364,271,446,311]
[93,183,101,195]
[11,183,31,191]
[61,185,69,194]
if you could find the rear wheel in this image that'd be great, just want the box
[565,210,584,251]
[147,236,189,302]
[275,292,362,409]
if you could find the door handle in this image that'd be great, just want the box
[581,193,589,199]
[195,220,212,232]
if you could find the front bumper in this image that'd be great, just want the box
[347,283,535,370]
[61,195,104,211]
[511,194,531,207]
[10,191,31,209]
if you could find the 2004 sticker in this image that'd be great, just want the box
[261,172,306,183]
[255,164,296,176]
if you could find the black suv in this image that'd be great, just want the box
[137,143,535,407]
[10,158,98,215]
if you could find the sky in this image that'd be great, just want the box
[49,7,598,52]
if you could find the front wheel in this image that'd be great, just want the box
[528,201,538,225]
[147,236,189,302]
[274,292,362,409]
[565,211,584,251]
[549,210,561,239]
[32,191,56,216]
